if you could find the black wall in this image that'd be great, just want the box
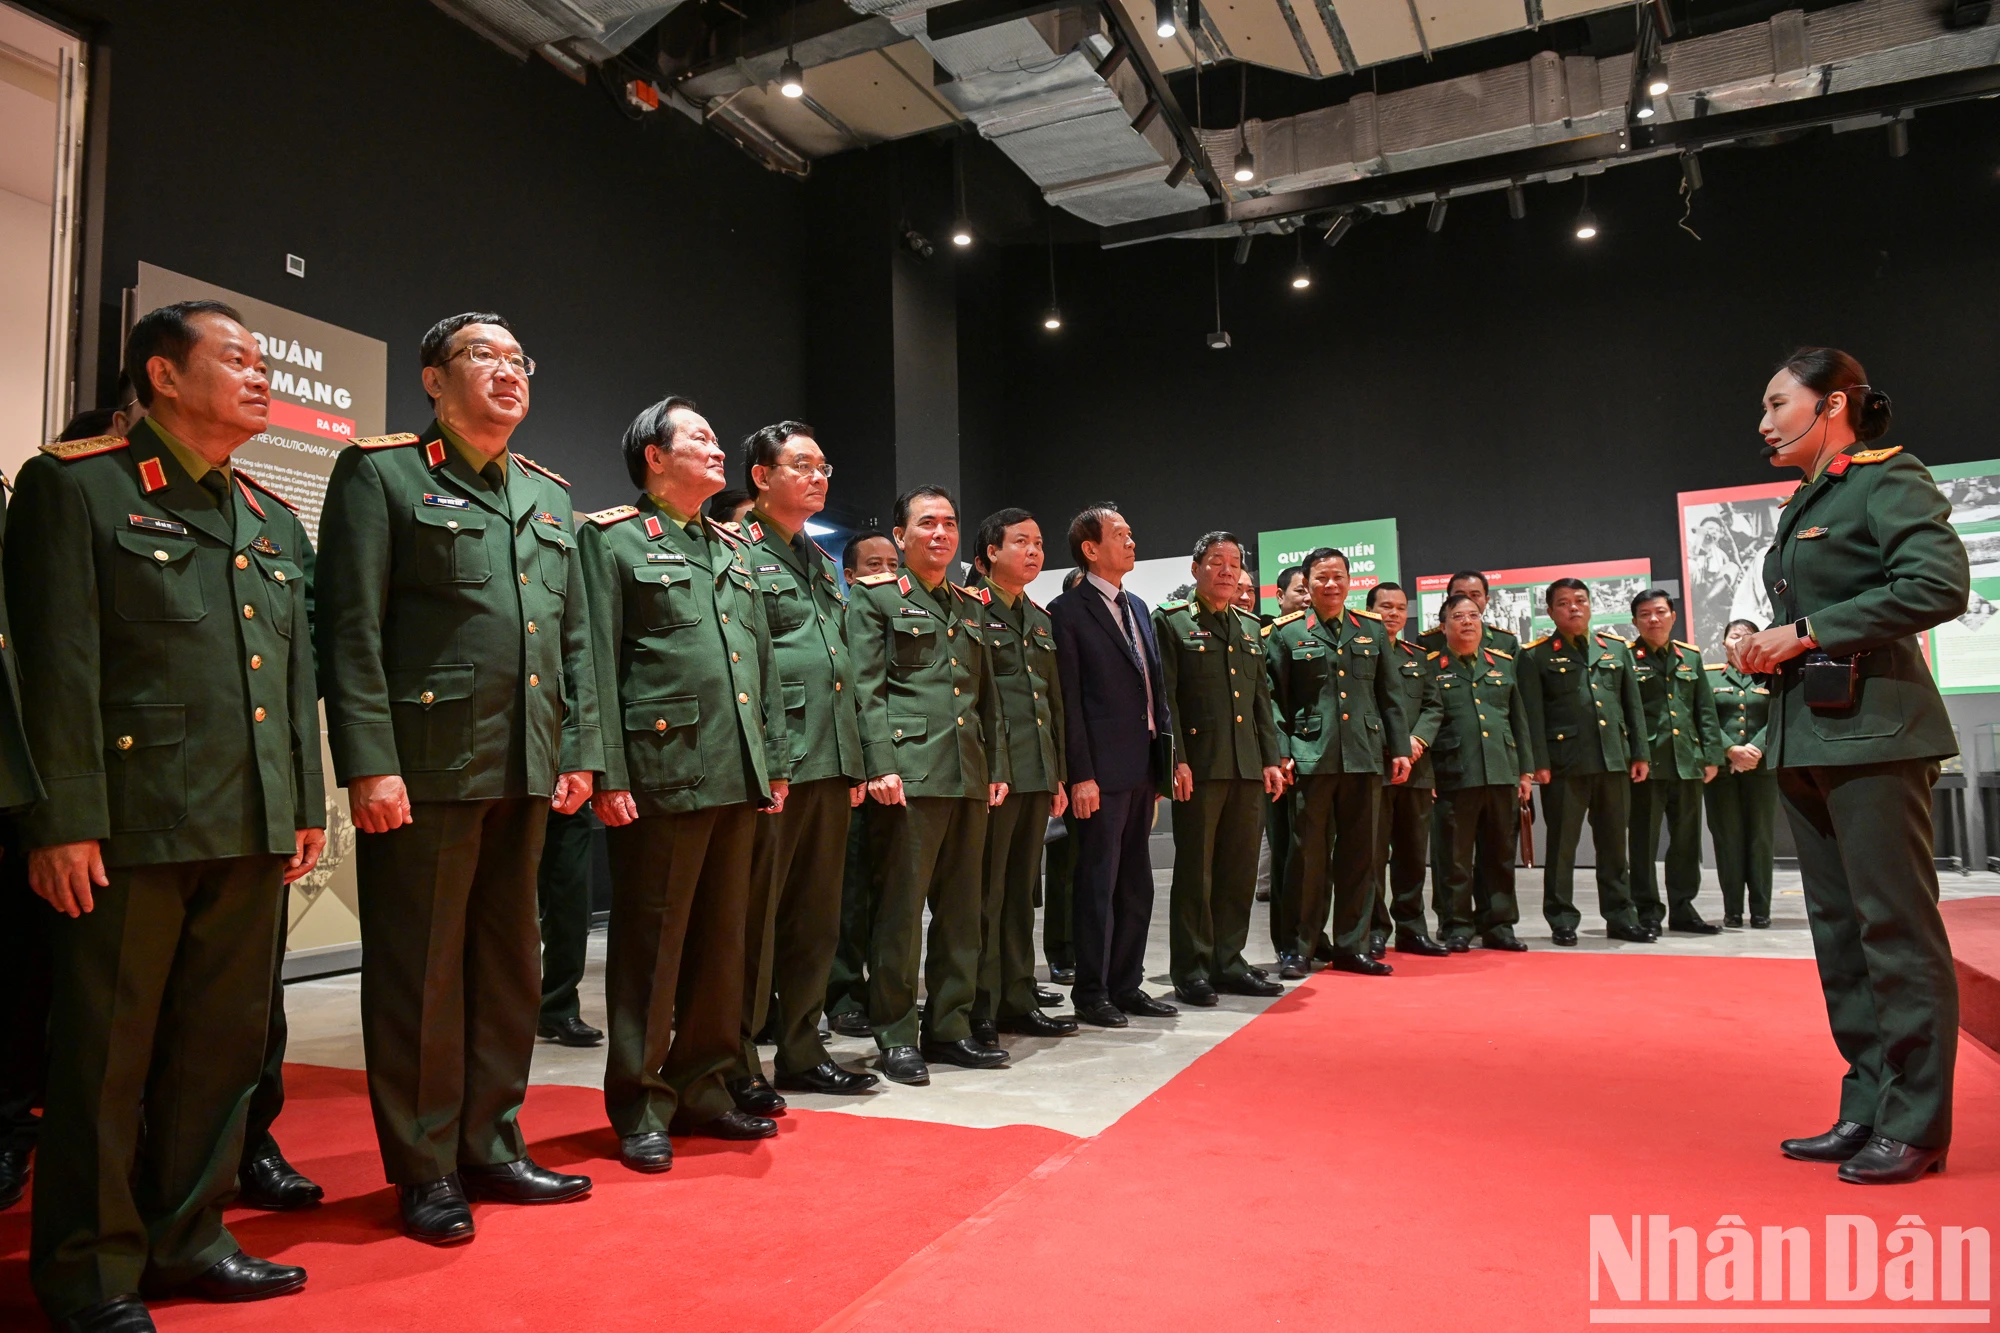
[958,99,2000,590]
[62,0,806,512]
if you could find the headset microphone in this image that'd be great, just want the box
[1760,397,1828,460]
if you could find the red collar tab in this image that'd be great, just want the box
[1483,649,1494,664]
[424,438,448,468]
[979,586,992,604]
[748,521,764,542]
[136,456,168,494]
[235,474,264,517]
[897,574,912,595]
[643,515,663,539]
[1825,454,1853,476]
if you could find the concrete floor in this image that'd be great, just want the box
[282,852,2000,1139]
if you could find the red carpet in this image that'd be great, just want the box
[3,955,1993,1331]
[1945,896,2000,1052]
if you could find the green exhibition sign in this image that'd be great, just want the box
[1256,518,1399,615]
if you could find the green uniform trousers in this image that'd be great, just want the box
[825,807,875,1019]
[239,894,293,1169]
[867,795,988,1049]
[1169,779,1265,988]
[1706,769,1778,919]
[1265,790,1295,954]
[1630,775,1706,928]
[1370,783,1433,938]
[979,790,1053,1022]
[739,778,851,1079]
[0,816,51,1155]
[1779,760,1957,1147]
[1430,810,1506,939]
[1541,772,1641,933]
[31,854,285,1319]
[604,803,754,1135]
[1041,811,1077,973]
[357,797,547,1185]
[1285,773,1381,959]
[1436,786,1520,940]
[536,808,596,1025]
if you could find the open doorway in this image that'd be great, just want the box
[0,2,86,480]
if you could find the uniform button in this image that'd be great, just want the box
[254,706,267,722]
[1482,730,1489,737]
[116,735,133,750]
[957,717,965,726]
[730,652,739,662]
[1032,692,1040,700]
[527,621,538,634]
[834,681,842,691]
[655,718,668,732]
[1556,733,1564,740]
[950,658,958,667]
[446,520,459,530]
[1227,645,1235,652]
[1235,715,1243,723]
[234,554,248,569]
[1672,728,1680,735]
[420,690,435,705]
[1229,668,1237,675]
[520,573,529,585]
[1189,727,1198,735]
[1341,714,1348,721]
[1339,691,1346,699]
[954,687,962,696]
[661,575,672,585]
[274,571,286,582]
[894,728,904,738]
[1036,718,1043,725]
[149,548,170,563]
[738,692,749,704]
[830,647,838,657]
[250,654,263,670]
[721,614,730,623]
[947,628,955,638]
[1233,690,1240,698]
[242,604,255,619]
[1600,720,1608,727]
[529,674,540,686]
[1338,669,1345,677]
[819,614,826,623]
[1595,700,1603,708]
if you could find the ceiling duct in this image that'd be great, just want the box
[430,0,685,65]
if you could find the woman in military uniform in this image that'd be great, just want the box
[1704,619,1777,929]
[1740,348,1969,1185]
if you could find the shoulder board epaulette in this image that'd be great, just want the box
[1259,622,1273,637]
[1705,662,1726,670]
[1848,446,1903,465]
[1426,650,1441,660]
[1271,609,1308,627]
[39,434,127,460]
[704,516,739,546]
[353,433,420,450]
[1524,634,1551,650]
[1398,640,1420,654]
[1489,648,1513,660]
[1157,598,1188,612]
[233,468,299,514]
[1349,607,1382,621]
[1603,631,1631,644]
[514,453,568,487]
[1674,640,1699,653]
[854,571,898,586]
[584,504,640,526]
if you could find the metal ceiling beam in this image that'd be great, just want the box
[1099,60,2000,246]
[926,0,1077,42]
[1092,0,1228,201]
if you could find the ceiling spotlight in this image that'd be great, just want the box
[1206,330,1232,350]
[1635,102,1655,120]
[778,56,804,98]
[1322,212,1356,248]
[1426,197,1448,233]
[1506,182,1526,220]
[1574,181,1599,240]
[1290,267,1311,290]
[1648,74,1670,97]
[1043,308,1062,331]
[1154,0,1176,38]
[1233,146,1255,182]
[950,218,973,247]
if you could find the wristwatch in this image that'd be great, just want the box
[1793,617,1817,650]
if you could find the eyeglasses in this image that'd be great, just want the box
[447,343,535,377]
[778,459,833,479]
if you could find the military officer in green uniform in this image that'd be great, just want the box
[729,421,878,1101]
[1427,592,1533,951]
[824,531,900,1037]
[13,302,326,1330]
[1361,582,1447,955]
[847,486,1010,1086]
[1518,578,1655,946]
[1705,619,1778,928]
[968,509,1076,1040]
[1264,548,1410,978]
[1740,349,1966,1183]
[1155,533,1287,1004]
[1626,588,1724,935]
[318,313,600,1243]
[581,395,793,1172]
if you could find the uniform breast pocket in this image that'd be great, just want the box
[761,573,808,635]
[631,563,697,631]
[413,508,491,585]
[888,714,929,781]
[891,619,938,669]
[624,695,702,791]
[103,703,186,831]
[252,556,303,638]
[113,531,205,622]
[387,664,476,771]
[532,524,572,597]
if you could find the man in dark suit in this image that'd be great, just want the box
[1048,505,1177,1029]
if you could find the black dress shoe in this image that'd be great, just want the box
[1324,951,1393,976]
[172,1251,307,1302]
[621,1131,674,1172]
[920,1037,1010,1069]
[398,1175,474,1244]
[1751,914,1771,929]
[54,1296,155,1333]
[1606,922,1653,943]
[997,1009,1078,1037]
[537,1015,604,1047]
[1277,953,1310,980]
[1443,935,1471,953]
[726,1076,787,1116]
[1781,1119,1874,1163]
[0,1146,29,1210]
[1246,963,1269,980]
[692,1109,778,1140]
[1049,966,1077,985]
[881,1046,931,1084]
[459,1158,592,1204]
[1311,939,1339,963]
[1034,986,1064,1006]
[1113,989,1179,1017]
[1838,1134,1948,1184]
[1667,915,1721,935]
[1173,981,1219,1007]
[774,1061,880,1095]
[1480,932,1529,952]
[1394,932,1449,957]
[828,1010,873,1039]
[1074,999,1128,1028]
[1215,973,1284,997]
[1723,913,1744,928]
[237,1150,323,1211]
[1551,928,1579,947]
[1367,933,1388,960]
[970,1019,999,1047]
